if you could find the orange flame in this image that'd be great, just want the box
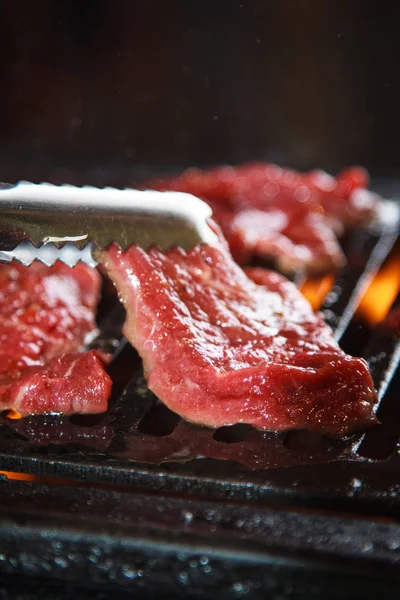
[356,251,400,326]
[300,274,335,310]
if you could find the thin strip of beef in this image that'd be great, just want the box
[0,351,111,416]
[100,240,377,436]
[148,163,378,274]
[0,262,112,416]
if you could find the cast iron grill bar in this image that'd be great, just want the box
[1,480,400,598]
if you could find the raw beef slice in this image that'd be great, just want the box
[101,239,377,436]
[0,262,112,416]
[148,163,378,274]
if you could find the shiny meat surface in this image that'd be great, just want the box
[0,262,112,415]
[148,163,378,274]
[0,351,111,416]
[101,240,377,435]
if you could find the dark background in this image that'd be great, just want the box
[1,0,400,186]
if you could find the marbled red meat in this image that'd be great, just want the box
[148,163,378,274]
[101,239,377,435]
[0,351,111,416]
[0,262,112,415]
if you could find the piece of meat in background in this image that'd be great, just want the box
[147,163,378,275]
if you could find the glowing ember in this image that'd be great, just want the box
[0,471,35,481]
[356,250,400,326]
[300,274,335,310]
[6,409,22,420]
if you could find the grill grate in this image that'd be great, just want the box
[0,205,399,519]
[0,198,400,598]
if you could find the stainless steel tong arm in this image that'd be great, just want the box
[0,182,219,266]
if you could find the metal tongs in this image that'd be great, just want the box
[0,182,219,267]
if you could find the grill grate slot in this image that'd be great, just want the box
[357,292,400,460]
[89,298,126,354]
[213,424,254,444]
[365,292,400,401]
[357,377,400,460]
[138,402,181,437]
